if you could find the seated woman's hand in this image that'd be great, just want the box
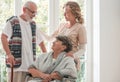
[50,72,62,80]
[28,68,40,77]
[41,73,52,81]
[28,68,52,81]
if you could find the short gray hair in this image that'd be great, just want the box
[23,1,36,8]
[56,36,72,52]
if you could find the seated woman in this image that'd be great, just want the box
[26,36,77,82]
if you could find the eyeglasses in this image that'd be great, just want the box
[26,7,37,15]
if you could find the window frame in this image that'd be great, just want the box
[14,0,101,82]
[85,0,100,82]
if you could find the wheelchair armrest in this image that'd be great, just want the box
[62,76,76,82]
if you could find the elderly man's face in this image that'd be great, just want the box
[23,3,37,22]
[52,40,66,52]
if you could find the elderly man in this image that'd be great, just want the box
[27,36,77,82]
[1,1,46,82]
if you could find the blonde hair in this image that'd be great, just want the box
[63,1,84,24]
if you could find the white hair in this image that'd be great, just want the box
[23,1,36,8]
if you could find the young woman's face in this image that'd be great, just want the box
[63,6,75,22]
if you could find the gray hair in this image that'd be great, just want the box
[23,1,36,8]
[56,36,72,52]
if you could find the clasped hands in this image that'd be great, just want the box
[28,68,62,82]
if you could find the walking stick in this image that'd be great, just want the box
[11,63,13,82]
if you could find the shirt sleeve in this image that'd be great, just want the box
[57,57,77,78]
[2,21,12,39]
[29,53,46,69]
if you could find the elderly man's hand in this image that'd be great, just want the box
[6,54,15,67]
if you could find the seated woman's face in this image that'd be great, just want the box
[51,39,66,52]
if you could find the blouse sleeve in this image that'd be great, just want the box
[51,23,65,38]
[78,25,87,44]
[74,44,86,58]
[39,23,65,42]
[36,28,44,45]
[74,25,87,58]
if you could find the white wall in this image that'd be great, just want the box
[100,0,120,82]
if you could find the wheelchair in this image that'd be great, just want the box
[25,73,76,82]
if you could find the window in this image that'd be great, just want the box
[0,0,88,82]
[0,0,14,81]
